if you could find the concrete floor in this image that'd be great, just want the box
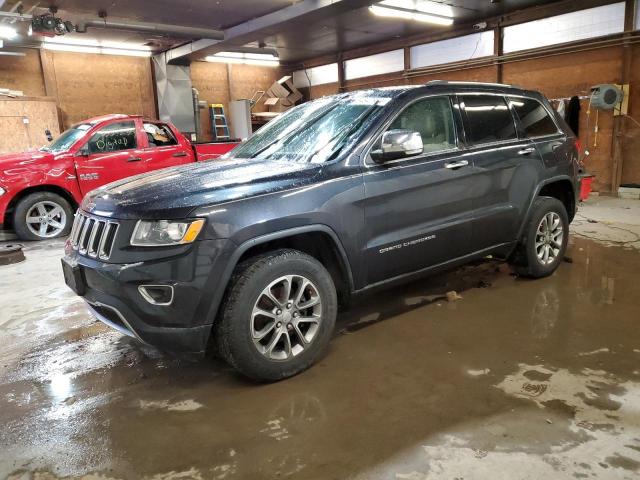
[1,197,639,480]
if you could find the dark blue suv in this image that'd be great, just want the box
[62,81,580,381]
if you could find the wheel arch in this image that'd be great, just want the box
[207,225,355,327]
[538,178,576,223]
[517,176,576,241]
[235,225,354,301]
[4,185,78,227]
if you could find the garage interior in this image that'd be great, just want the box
[1,0,640,478]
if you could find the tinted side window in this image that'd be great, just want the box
[87,121,137,154]
[389,96,455,154]
[461,95,517,144]
[509,97,558,137]
[144,122,178,147]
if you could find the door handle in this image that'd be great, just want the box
[444,160,469,169]
[172,151,188,158]
[518,147,536,155]
[127,157,142,162]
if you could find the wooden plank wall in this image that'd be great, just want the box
[47,50,157,128]
[0,48,156,131]
[191,61,281,141]
[293,45,639,192]
[622,43,640,187]
[0,47,283,146]
[0,97,60,153]
[0,49,46,96]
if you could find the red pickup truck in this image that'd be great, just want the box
[0,114,239,240]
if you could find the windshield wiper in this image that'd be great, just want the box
[307,102,380,163]
[249,103,340,159]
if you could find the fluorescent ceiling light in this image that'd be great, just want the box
[370,0,454,26]
[0,26,18,40]
[43,36,152,50]
[205,51,279,66]
[381,0,453,18]
[43,43,151,57]
[42,37,152,57]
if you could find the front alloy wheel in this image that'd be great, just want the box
[13,191,73,241]
[215,249,337,381]
[251,274,322,361]
[25,200,68,238]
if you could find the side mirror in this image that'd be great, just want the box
[75,146,89,157]
[370,129,423,163]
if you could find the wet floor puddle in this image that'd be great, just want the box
[1,237,639,479]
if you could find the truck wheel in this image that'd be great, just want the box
[511,196,569,278]
[13,192,74,241]
[215,249,337,382]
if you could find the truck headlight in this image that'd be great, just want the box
[130,219,205,246]
[0,187,5,196]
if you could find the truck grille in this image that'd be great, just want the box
[69,211,119,260]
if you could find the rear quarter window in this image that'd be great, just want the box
[509,97,559,138]
[460,95,517,145]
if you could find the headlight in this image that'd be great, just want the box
[130,219,205,246]
[0,187,5,196]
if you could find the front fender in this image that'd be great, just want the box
[0,158,83,206]
[197,224,354,328]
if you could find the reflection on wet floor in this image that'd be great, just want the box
[1,237,640,479]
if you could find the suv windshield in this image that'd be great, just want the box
[41,123,92,153]
[224,95,386,163]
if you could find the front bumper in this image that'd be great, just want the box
[63,237,234,353]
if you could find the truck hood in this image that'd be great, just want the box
[83,158,323,219]
[0,150,55,169]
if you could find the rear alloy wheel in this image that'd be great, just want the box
[511,196,569,278]
[13,192,73,241]
[534,212,564,266]
[215,249,337,382]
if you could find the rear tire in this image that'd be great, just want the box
[510,196,569,278]
[214,249,337,382]
[13,192,73,241]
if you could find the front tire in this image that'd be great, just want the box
[214,249,337,382]
[511,196,569,278]
[13,192,73,241]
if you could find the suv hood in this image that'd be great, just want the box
[83,158,323,219]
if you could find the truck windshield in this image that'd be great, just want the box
[225,96,385,163]
[40,123,92,153]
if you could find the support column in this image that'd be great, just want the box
[337,52,345,92]
[404,46,411,85]
[494,26,503,84]
[610,0,635,193]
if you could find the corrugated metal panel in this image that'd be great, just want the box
[153,53,196,133]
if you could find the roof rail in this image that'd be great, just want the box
[425,80,522,89]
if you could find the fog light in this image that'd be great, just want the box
[138,285,174,306]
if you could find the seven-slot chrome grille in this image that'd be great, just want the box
[69,211,119,260]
